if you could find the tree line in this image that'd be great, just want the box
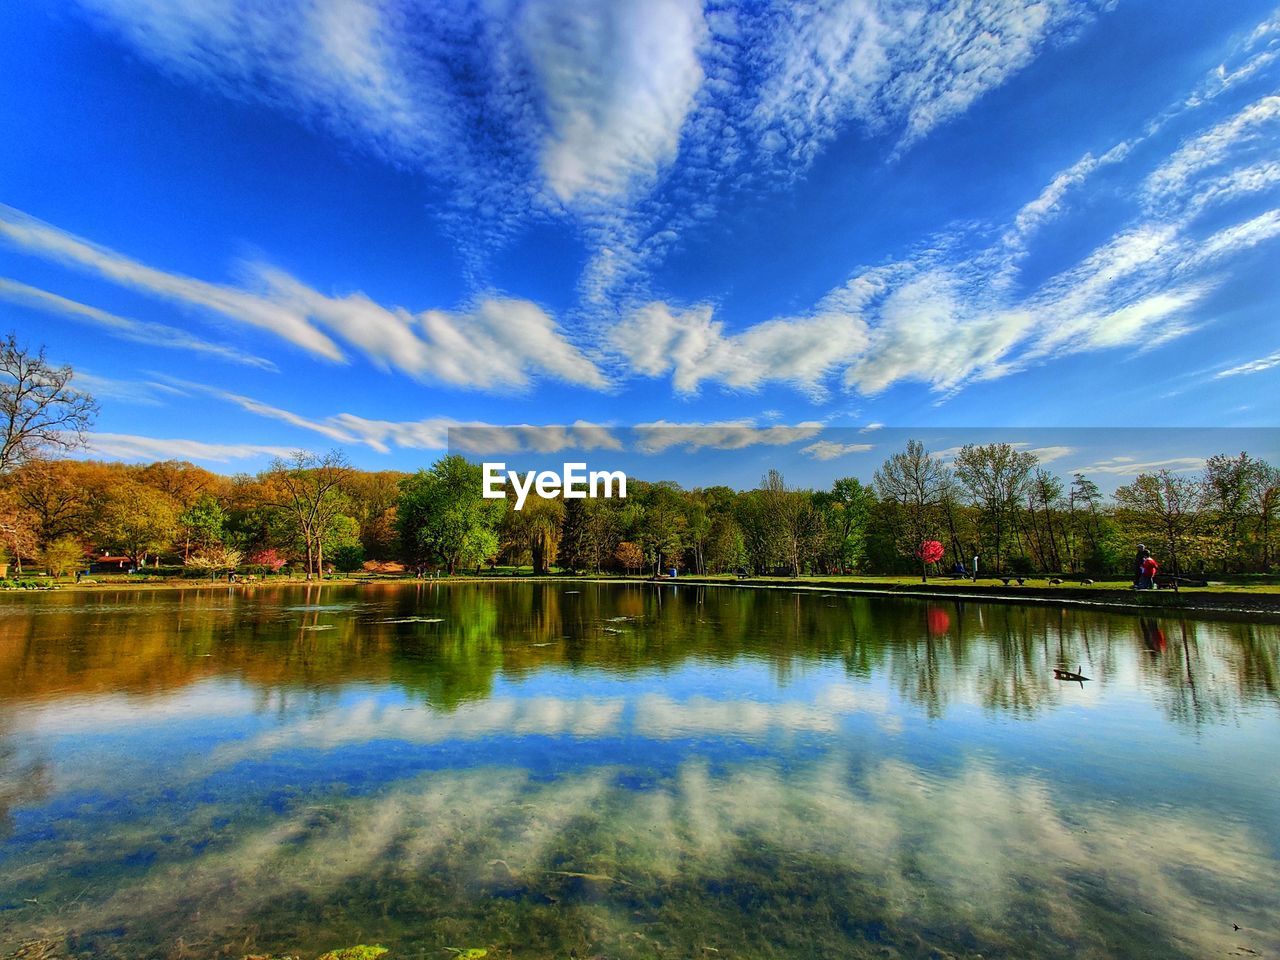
[1,333,1276,580]
[0,445,1277,581]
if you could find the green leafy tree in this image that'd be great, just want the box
[38,535,84,578]
[177,493,226,558]
[502,495,563,574]
[820,476,872,572]
[95,483,178,568]
[397,456,503,574]
[704,512,746,573]
[637,483,687,574]
[262,450,351,580]
[1115,469,1204,581]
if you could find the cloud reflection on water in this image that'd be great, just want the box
[5,754,1276,959]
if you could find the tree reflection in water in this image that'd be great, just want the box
[0,583,1276,959]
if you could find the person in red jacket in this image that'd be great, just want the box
[1139,553,1159,589]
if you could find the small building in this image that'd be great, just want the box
[89,552,134,574]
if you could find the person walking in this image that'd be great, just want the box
[1138,552,1159,590]
[1133,544,1147,587]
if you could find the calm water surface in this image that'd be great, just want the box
[0,583,1276,959]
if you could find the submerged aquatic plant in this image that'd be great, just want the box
[242,947,388,960]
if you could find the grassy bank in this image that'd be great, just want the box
[7,568,1280,620]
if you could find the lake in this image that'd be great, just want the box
[0,582,1276,959]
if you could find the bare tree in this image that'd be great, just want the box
[0,334,98,472]
[759,469,822,578]
[953,443,1037,574]
[1115,469,1204,586]
[263,450,351,580]
[874,440,950,581]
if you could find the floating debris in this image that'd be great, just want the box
[379,617,444,624]
[1053,664,1091,682]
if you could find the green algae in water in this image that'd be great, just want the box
[316,947,389,960]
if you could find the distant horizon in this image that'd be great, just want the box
[52,424,1280,497]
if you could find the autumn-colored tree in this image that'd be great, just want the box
[614,540,643,574]
[137,460,228,508]
[343,469,406,556]
[0,488,38,573]
[8,459,113,546]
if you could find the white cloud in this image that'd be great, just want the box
[1183,208,1280,269]
[1215,348,1280,378]
[0,206,606,391]
[632,419,823,454]
[165,380,360,443]
[748,0,1103,161]
[1145,94,1280,205]
[76,432,298,463]
[860,422,885,433]
[0,205,343,360]
[68,372,183,407]
[256,267,607,390]
[1025,445,1075,465]
[521,0,707,203]
[1004,141,1134,252]
[843,272,1034,394]
[1068,456,1206,477]
[0,279,276,369]
[800,440,874,461]
[74,0,458,173]
[161,380,624,455]
[610,301,869,395]
[1185,160,1280,216]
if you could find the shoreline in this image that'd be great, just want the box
[8,572,1280,621]
[639,576,1280,622]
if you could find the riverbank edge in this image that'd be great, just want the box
[628,576,1280,621]
[16,573,1280,621]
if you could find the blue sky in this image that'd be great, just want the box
[1,0,1279,487]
